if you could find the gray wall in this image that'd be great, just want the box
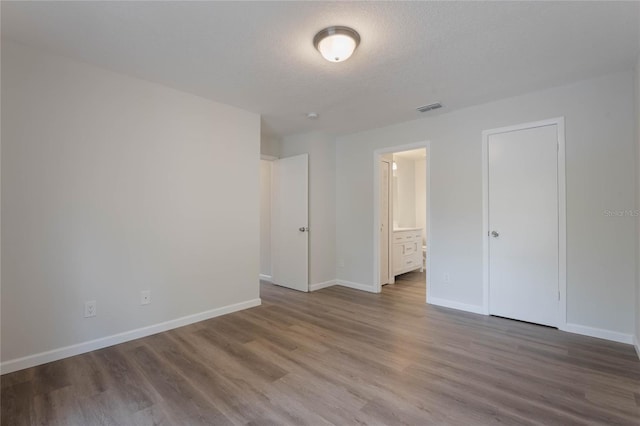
[1,42,261,364]
[260,160,272,277]
[336,71,636,337]
[636,55,640,351]
[280,131,336,286]
[260,132,281,158]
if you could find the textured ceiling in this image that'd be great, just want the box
[2,1,639,138]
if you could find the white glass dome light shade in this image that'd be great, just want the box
[317,33,356,62]
[313,26,360,63]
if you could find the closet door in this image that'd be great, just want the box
[488,124,559,327]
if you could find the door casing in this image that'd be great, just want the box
[379,160,392,286]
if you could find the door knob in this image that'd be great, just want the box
[299,227,309,232]
[491,230,499,238]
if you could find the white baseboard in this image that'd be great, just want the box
[336,279,376,293]
[426,296,635,347]
[309,280,336,291]
[634,335,640,360]
[428,296,484,315]
[0,298,262,375]
[259,274,272,282]
[561,323,634,345]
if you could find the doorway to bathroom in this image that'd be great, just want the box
[374,142,430,300]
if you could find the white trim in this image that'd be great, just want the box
[0,298,262,375]
[635,336,640,360]
[379,159,393,286]
[260,154,278,161]
[557,118,567,330]
[429,297,485,315]
[373,141,431,296]
[259,274,272,282]
[425,148,432,306]
[482,133,489,315]
[481,117,567,327]
[336,279,376,293]
[562,323,634,345]
[309,280,337,291]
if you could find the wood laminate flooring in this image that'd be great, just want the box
[2,272,640,425]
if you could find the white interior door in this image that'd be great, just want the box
[271,154,309,292]
[379,160,390,285]
[488,124,559,327]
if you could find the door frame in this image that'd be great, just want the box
[379,159,392,286]
[481,117,566,328]
[373,141,431,297]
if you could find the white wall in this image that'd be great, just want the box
[280,131,336,286]
[1,41,261,367]
[336,71,636,337]
[260,160,272,278]
[391,155,427,245]
[392,156,416,229]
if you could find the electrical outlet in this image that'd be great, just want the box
[443,273,450,283]
[84,300,96,318]
[140,290,151,305]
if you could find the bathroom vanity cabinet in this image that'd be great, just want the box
[392,228,423,277]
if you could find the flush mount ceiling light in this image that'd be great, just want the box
[313,26,360,62]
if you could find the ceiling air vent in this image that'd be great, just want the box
[416,102,443,113]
